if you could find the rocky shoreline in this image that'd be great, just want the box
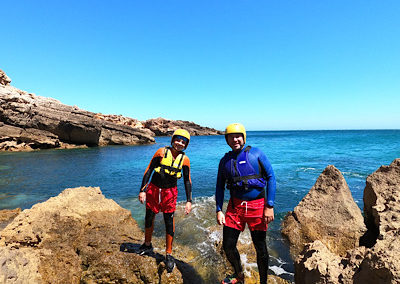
[281,158,400,283]
[0,187,288,284]
[0,69,222,152]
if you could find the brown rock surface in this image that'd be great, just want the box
[287,159,400,284]
[0,82,155,151]
[143,117,223,136]
[0,69,11,86]
[282,165,366,257]
[0,208,21,230]
[0,70,221,152]
[0,187,202,283]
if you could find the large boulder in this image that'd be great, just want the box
[289,159,400,284]
[143,117,223,136]
[282,165,366,256]
[0,187,197,283]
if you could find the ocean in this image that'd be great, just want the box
[1,130,400,282]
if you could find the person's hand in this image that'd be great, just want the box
[185,201,192,214]
[263,206,274,224]
[216,211,225,225]
[138,192,146,204]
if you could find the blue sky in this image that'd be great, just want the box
[2,1,399,131]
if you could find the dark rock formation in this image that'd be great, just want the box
[143,117,223,136]
[0,187,202,283]
[282,159,400,284]
[282,165,366,257]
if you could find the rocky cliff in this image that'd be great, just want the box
[0,69,222,152]
[282,159,400,284]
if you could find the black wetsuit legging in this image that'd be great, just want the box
[223,226,269,284]
[145,209,174,237]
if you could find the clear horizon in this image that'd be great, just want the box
[2,1,399,131]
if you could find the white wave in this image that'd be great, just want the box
[240,254,258,277]
[342,171,367,178]
[297,167,318,172]
[270,265,294,276]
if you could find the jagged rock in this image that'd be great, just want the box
[143,117,223,136]
[0,69,11,86]
[94,113,155,136]
[290,159,400,284]
[282,165,366,257]
[294,241,368,284]
[0,83,155,151]
[363,158,400,245]
[0,187,198,283]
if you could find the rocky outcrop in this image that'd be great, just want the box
[283,159,400,284]
[282,165,366,257]
[0,187,202,283]
[93,113,155,136]
[0,70,221,152]
[0,83,155,151]
[143,117,223,136]
[0,69,11,86]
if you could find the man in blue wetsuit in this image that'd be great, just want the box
[216,123,276,284]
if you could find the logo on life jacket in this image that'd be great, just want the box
[154,147,185,179]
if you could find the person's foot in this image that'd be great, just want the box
[221,273,244,284]
[137,243,153,255]
[165,254,175,273]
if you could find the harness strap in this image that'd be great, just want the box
[231,174,263,182]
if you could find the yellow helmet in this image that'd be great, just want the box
[171,129,190,149]
[225,123,246,143]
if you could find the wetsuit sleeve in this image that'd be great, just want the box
[257,150,276,207]
[140,148,163,191]
[215,157,226,212]
[182,156,192,202]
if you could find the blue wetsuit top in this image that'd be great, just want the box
[215,145,276,212]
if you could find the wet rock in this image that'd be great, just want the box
[0,187,200,283]
[282,165,366,257]
[208,226,291,284]
[143,117,223,136]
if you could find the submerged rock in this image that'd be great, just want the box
[0,187,202,283]
[283,159,400,284]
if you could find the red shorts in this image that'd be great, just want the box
[145,183,178,214]
[224,197,268,232]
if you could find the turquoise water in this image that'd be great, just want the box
[1,130,399,281]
